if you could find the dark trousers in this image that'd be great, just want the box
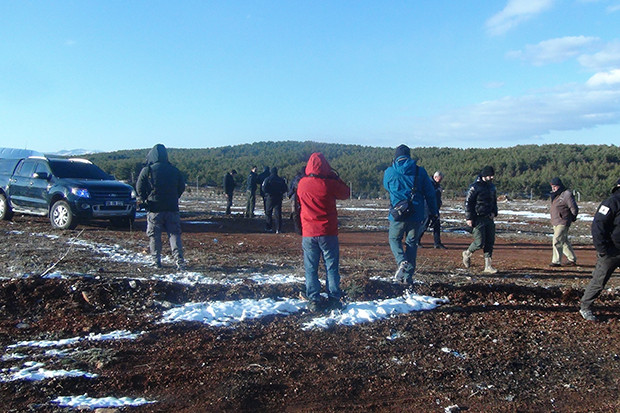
[418,214,442,246]
[225,192,233,215]
[467,216,495,258]
[265,196,283,232]
[245,191,256,217]
[581,252,620,310]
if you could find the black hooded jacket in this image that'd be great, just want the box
[592,187,620,256]
[261,168,288,200]
[465,176,498,222]
[136,144,185,212]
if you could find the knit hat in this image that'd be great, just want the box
[481,166,495,177]
[550,177,563,187]
[394,144,410,159]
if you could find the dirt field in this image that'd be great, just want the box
[1,194,618,412]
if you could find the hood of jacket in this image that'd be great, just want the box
[305,152,332,177]
[392,156,417,175]
[145,144,169,165]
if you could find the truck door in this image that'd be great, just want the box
[8,160,37,209]
[30,161,52,212]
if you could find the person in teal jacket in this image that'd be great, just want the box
[383,144,438,284]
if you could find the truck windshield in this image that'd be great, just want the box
[49,160,111,180]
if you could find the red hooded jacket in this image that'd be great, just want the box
[297,152,350,237]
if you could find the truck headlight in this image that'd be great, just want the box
[131,189,137,199]
[71,188,90,198]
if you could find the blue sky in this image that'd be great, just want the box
[1,0,619,153]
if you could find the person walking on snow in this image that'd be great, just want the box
[579,178,620,321]
[462,166,499,274]
[549,177,579,267]
[383,144,438,284]
[297,152,350,312]
[136,144,186,270]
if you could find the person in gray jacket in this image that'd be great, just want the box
[549,177,579,267]
[136,144,186,270]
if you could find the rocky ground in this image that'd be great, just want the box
[0,194,618,412]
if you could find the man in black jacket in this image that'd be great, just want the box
[136,144,186,270]
[257,166,270,215]
[462,166,499,273]
[418,171,446,249]
[244,166,258,218]
[223,169,237,215]
[579,178,620,321]
[262,167,288,233]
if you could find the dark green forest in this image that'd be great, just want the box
[86,141,620,201]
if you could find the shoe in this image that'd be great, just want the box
[326,298,343,311]
[579,308,597,321]
[307,300,324,313]
[394,261,410,283]
[483,257,498,274]
[549,262,561,268]
[462,250,471,269]
[565,260,577,267]
[434,244,447,249]
[176,261,187,271]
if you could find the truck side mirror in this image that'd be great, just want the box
[33,172,50,180]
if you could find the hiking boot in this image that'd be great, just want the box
[579,308,597,321]
[327,297,344,311]
[565,260,577,267]
[434,244,447,249]
[462,250,472,268]
[307,300,324,313]
[483,257,498,274]
[394,261,410,283]
[549,262,561,268]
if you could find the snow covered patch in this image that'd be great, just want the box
[8,330,143,349]
[69,239,153,265]
[0,361,97,382]
[160,298,305,327]
[302,292,449,330]
[52,394,156,409]
[152,271,304,286]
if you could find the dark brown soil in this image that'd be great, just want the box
[1,196,618,412]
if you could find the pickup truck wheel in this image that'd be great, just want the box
[50,200,78,230]
[0,193,13,220]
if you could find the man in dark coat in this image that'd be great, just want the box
[223,169,237,215]
[261,167,288,233]
[462,166,499,273]
[244,166,258,218]
[136,144,186,270]
[418,171,446,249]
[579,178,620,321]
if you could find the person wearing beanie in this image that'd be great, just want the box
[579,178,620,321]
[548,177,579,267]
[462,166,499,273]
[383,144,439,284]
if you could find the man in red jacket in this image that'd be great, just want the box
[297,152,350,312]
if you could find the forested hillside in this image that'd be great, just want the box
[86,142,619,201]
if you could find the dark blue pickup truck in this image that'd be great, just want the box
[0,153,136,229]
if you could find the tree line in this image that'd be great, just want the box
[85,141,620,201]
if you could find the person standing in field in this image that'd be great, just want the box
[244,166,259,218]
[223,169,237,215]
[383,144,438,284]
[136,144,186,271]
[261,167,288,233]
[548,177,579,267]
[257,166,270,215]
[297,152,350,312]
[579,178,620,321]
[462,166,499,274]
[418,170,446,249]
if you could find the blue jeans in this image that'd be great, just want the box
[388,220,423,275]
[302,235,341,302]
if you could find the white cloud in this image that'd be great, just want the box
[507,36,600,65]
[486,0,555,36]
[411,82,620,144]
[578,40,620,71]
[587,69,620,86]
